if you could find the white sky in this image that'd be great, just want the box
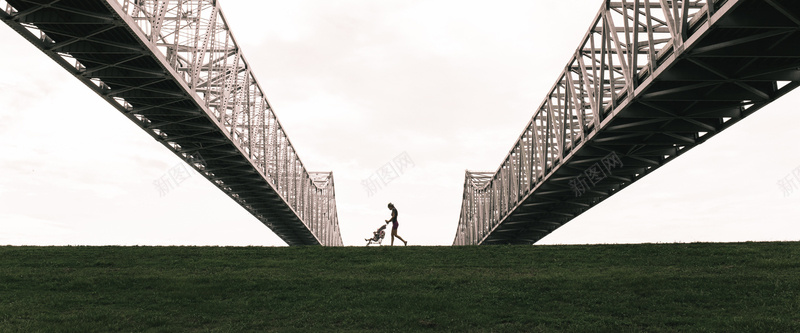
[1,0,798,247]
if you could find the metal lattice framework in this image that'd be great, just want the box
[1,0,342,246]
[455,0,800,245]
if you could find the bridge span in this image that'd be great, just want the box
[2,0,342,246]
[454,0,800,245]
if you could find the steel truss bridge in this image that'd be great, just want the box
[454,0,800,245]
[2,0,342,246]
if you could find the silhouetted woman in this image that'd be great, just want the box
[385,202,407,246]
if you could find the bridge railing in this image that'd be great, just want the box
[454,0,715,245]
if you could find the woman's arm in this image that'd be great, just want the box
[386,208,397,223]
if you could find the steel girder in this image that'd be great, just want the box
[1,0,342,246]
[454,0,800,245]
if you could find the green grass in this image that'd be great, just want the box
[1,242,799,332]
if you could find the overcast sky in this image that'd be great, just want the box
[1,0,798,247]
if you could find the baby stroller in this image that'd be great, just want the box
[365,224,387,246]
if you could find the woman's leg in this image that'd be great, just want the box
[392,228,406,245]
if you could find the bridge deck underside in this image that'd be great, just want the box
[2,0,319,245]
[485,0,800,244]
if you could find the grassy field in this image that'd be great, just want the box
[0,242,798,332]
